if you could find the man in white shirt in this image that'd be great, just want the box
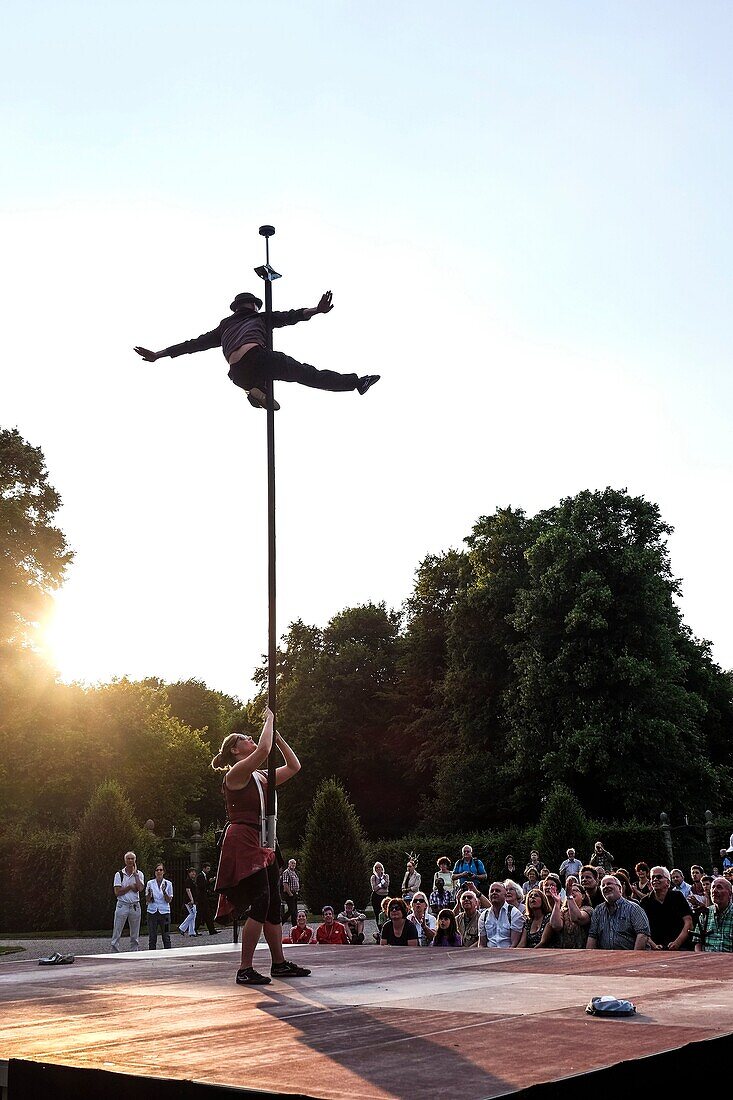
[111,851,145,952]
[478,882,524,948]
[146,862,173,950]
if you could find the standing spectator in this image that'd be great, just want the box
[518,889,554,948]
[589,841,614,873]
[316,906,349,944]
[380,898,419,946]
[401,860,421,903]
[280,858,300,928]
[370,862,390,919]
[196,862,218,935]
[338,900,366,944]
[456,890,482,949]
[477,882,524,948]
[430,874,455,916]
[641,866,693,951]
[631,862,652,901]
[527,850,544,874]
[580,866,604,908]
[111,851,145,952]
[146,862,173,950]
[724,836,733,871]
[502,855,522,883]
[179,867,199,936]
[522,866,541,896]
[434,857,454,890]
[586,876,650,950]
[452,845,488,892]
[408,892,436,946]
[693,877,733,952]
[671,868,692,897]
[432,909,463,947]
[559,849,583,883]
[285,911,314,944]
[550,882,593,949]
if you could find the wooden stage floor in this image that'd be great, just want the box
[2,941,733,1098]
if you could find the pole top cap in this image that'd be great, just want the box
[259,225,276,237]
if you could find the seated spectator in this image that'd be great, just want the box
[615,868,634,900]
[452,845,488,892]
[502,854,522,883]
[550,881,593,949]
[522,866,541,896]
[380,898,419,946]
[518,888,554,948]
[589,841,614,873]
[694,877,733,952]
[559,848,583,883]
[670,868,692,897]
[478,881,524,948]
[641,866,693,951]
[631,862,651,901]
[434,857,453,890]
[456,890,482,948]
[432,908,463,947]
[504,880,525,914]
[316,906,349,945]
[409,892,437,946]
[284,910,314,944]
[580,865,604,908]
[689,865,708,908]
[370,862,390,920]
[373,895,392,943]
[539,866,551,884]
[586,876,650,950]
[540,873,564,902]
[401,860,421,903]
[430,874,455,916]
[338,900,366,944]
[453,880,490,915]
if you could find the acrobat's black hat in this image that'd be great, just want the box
[230,292,263,312]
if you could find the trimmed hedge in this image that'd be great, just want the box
[0,826,72,932]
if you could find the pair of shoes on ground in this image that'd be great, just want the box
[38,952,75,966]
[247,388,281,411]
[236,960,311,985]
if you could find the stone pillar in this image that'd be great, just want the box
[190,820,202,868]
[660,812,674,869]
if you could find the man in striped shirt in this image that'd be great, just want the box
[280,859,300,928]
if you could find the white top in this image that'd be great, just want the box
[114,868,144,902]
[478,903,524,948]
[146,878,173,914]
[409,911,437,946]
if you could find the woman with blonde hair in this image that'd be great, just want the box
[212,707,310,986]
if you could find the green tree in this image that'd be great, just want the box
[534,784,590,873]
[63,780,157,930]
[299,778,370,912]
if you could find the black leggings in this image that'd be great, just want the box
[228,346,358,393]
[222,860,282,925]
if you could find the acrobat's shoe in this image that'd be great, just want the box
[356,375,380,395]
[271,960,311,978]
[236,967,271,985]
[247,387,281,411]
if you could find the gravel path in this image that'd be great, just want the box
[0,919,380,962]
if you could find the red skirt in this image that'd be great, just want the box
[214,823,275,922]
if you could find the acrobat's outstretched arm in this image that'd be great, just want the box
[134,326,221,363]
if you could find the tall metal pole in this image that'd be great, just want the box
[255,225,281,851]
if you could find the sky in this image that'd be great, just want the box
[3,1,733,699]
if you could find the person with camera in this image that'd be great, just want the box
[111,851,145,952]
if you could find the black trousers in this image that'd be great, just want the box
[228,346,358,394]
[283,892,298,926]
[195,895,217,934]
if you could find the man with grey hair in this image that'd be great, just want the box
[586,875,650,950]
[640,866,692,951]
[111,851,145,952]
[478,882,524,948]
[693,877,733,952]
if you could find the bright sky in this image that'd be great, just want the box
[3,1,732,697]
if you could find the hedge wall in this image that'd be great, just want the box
[0,826,72,933]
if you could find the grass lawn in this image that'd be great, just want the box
[0,945,25,956]
[0,930,110,940]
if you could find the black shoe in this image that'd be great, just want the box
[356,374,380,396]
[209,930,220,935]
[247,387,280,411]
[236,967,271,985]
[271,960,311,978]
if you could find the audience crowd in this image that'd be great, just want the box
[285,839,733,953]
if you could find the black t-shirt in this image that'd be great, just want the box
[381,919,419,946]
[640,888,692,948]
